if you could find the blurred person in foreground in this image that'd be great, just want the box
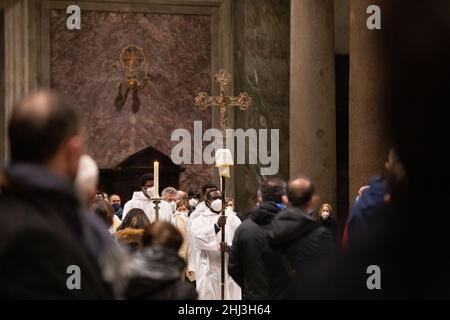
[0,91,116,299]
[341,149,399,250]
[74,154,98,208]
[125,222,197,300]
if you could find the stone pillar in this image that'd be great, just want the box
[1,0,39,166]
[290,0,337,209]
[233,0,290,214]
[349,0,389,202]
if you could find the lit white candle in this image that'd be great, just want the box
[154,161,159,198]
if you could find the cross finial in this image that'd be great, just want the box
[194,69,252,131]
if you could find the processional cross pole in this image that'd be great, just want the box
[195,69,252,300]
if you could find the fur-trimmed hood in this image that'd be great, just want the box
[115,228,145,250]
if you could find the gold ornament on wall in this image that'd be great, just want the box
[114,44,150,113]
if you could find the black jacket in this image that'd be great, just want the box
[228,202,291,300]
[267,207,335,276]
[0,164,113,299]
[126,246,197,300]
[321,217,338,243]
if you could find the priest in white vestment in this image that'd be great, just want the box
[190,189,242,300]
[122,173,173,224]
[186,184,220,282]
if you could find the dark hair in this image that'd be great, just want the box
[142,222,183,251]
[188,190,198,198]
[205,188,221,201]
[139,173,154,187]
[202,183,218,196]
[8,91,80,164]
[260,177,287,203]
[287,176,316,208]
[92,199,114,228]
[118,208,151,231]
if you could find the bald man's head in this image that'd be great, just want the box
[287,176,316,209]
[8,91,80,164]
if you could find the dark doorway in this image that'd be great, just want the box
[99,147,183,204]
[336,54,350,239]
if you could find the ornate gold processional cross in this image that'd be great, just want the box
[194,69,253,131]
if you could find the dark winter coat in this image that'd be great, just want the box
[321,217,338,243]
[229,202,291,300]
[126,245,197,300]
[345,176,386,249]
[267,207,335,276]
[0,164,113,299]
[115,207,124,220]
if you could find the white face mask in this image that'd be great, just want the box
[169,201,177,213]
[146,187,154,198]
[210,199,222,213]
[189,198,198,208]
[321,211,330,219]
[225,207,234,214]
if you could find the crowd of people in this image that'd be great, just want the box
[0,89,385,300]
[72,137,353,300]
[0,82,447,299]
[1,0,450,298]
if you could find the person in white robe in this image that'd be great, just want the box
[122,173,173,224]
[187,201,207,282]
[186,184,219,282]
[190,189,242,300]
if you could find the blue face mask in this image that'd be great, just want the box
[112,203,121,211]
[276,203,286,209]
